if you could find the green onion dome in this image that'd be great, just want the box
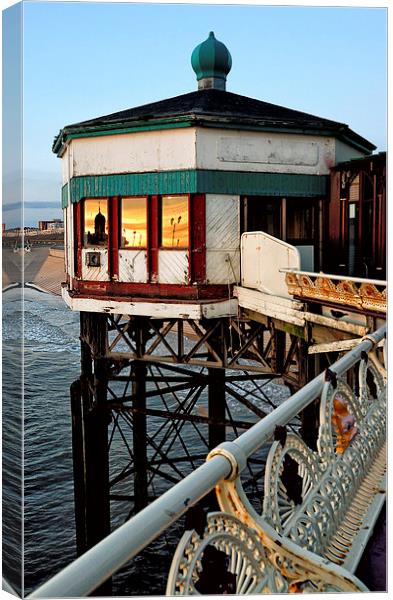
[191,32,232,86]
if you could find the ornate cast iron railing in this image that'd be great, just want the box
[283,269,386,314]
[27,325,386,598]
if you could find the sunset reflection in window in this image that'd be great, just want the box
[84,198,108,246]
[161,196,189,248]
[121,197,147,248]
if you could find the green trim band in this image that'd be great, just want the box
[61,169,328,208]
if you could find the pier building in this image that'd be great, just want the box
[51,32,386,594]
[54,31,376,318]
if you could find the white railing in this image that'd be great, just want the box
[241,232,300,298]
[28,325,386,598]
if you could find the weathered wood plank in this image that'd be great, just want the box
[303,311,368,336]
[308,338,362,354]
[62,287,238,320]
[234,286,303,310]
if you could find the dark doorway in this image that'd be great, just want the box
[241,197,281,238]
[241,196,319,272]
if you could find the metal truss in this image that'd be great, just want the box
[74,312,307,548]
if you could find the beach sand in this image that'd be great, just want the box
[3,247,65,295]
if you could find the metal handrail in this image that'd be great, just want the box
[28,325,386,598]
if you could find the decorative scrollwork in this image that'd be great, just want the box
[358,351,386,413]
[284,271,386,313]
[167,337,385,595]
[215,476,367,592]
[263,434,319,533]
[166,512,288,595]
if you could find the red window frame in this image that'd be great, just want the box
[75,193,206,285]
[190,194,206,284]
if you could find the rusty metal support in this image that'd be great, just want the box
[132,318,149,512]
[72,311,315,559]
[208,366,226,451]
[298,338,320,451]
[269,322,286,373]
[71,312,111,594]
[70,379,87,556]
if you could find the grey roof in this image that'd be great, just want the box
[53,88,375,155]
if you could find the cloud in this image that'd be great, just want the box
[3,200,61,211]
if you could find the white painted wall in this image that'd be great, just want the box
[118,250,148,283]
[81,248,110,281]
[196,128,336,175]
[64,206,70,278]
[62,126,369,182]
[69,128,197,177]
[205,194,240,284]
[158,251,190,284]
[62,146,74,185]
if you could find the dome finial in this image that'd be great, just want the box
[191,32,232,91]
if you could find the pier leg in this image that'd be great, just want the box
[71,312,111,594]
[70,379,87,557]
[299,342,320,450]
[133,318,148,512]
[208,367,226,451]
[270,324,286,373]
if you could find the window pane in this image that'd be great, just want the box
[84,199,108,246]
[161,196,189,247]
[121,197,147,248]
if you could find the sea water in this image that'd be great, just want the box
[2,288,195,596]
[3,287,286,596]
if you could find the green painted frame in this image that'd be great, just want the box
[61,170,328,208]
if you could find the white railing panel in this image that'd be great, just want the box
[241,232,300,298]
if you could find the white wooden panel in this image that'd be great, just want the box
[241,232,300,298]
[234,286,305,327]
[67,202,74,280]
[62,288,238,319]
[206,250,240,284]
[196,128,335,175]
[205,195,239,250]
[235,287,303,310]
[63,207,68,276]
[81,249,110,281]
[118,250,148,283]
[62,147,69,185]
[158,251,189,284]
[218,137,319,166]
[72,128,196,176]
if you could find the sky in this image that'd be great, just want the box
[2,0,388,228]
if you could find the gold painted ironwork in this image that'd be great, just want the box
[285,271,386,313]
